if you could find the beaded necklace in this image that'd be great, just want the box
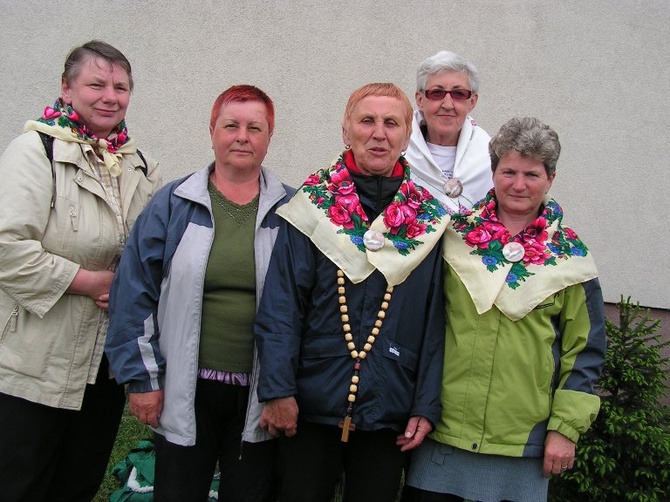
[336,269,394,442]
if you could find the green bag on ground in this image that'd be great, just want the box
[110,439,219,501]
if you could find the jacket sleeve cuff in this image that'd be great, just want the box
[127,380,161,394]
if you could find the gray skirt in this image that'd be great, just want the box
[405,438,549,502]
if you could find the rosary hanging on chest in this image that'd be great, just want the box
[336,269,394,442]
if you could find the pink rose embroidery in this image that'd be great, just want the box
[384,202,406,232]
[522,240,548,265]
[564,227,578,240]
[337,194,366,220]
[465,228,492,249]
[42,106,61,120]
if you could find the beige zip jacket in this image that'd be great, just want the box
[0,130,161,410]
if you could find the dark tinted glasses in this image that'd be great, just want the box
[424,88,473,101]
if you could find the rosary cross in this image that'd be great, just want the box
[338,416,356,442]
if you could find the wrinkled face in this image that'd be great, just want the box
[415,70,477,146]
[494,151,554,220]
[210,100,272,174]
[61,57,131,138]
[342,96,410,176]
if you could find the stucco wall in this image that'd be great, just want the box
[1,0,668,308]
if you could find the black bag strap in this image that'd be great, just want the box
[38,132,57,208]
[37,131,148,208]
[135,149,148,176]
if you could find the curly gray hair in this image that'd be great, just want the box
[489,117,561,177]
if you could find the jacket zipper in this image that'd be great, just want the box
[9,306,19,332]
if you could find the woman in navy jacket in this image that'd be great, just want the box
[255,83,447,502]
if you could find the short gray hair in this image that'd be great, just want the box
[416,50,480,94]
[489,117,561,177]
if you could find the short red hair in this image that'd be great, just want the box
[210,85,275,134]
[342,83,413,137]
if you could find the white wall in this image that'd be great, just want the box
[1,0,668,308]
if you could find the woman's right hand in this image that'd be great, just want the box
[129,390,164,428]
[66,269,115,309]
[260,397,299,437]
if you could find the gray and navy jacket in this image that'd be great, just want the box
[105,163,293,446]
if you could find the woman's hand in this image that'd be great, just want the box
[66,269,115,309]
[396,416,433,452]
[259,397,299,437]
[543,430,576,477]
[129,390,164,428]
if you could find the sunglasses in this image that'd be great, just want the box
[423,88,473,101]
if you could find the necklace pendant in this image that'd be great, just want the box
[444,179,463,198]
[502,242,525,262]
[363,229,385,251]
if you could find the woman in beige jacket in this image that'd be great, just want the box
[0,40,161,501]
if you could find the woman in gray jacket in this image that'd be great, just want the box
[105,85,293,502]
[0,40,161,501]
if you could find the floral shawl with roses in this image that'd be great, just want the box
[23,98,137,177]
[444,190,598,321]
[276,152,449,286]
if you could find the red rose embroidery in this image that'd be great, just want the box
[401,180,423,209]
[328,203,354,229]
[406,221,428,239]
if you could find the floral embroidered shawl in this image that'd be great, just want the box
[23,98,137,177]
[277,153,449,286]
[444,190,598,320]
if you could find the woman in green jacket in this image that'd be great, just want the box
[403,117,606,502]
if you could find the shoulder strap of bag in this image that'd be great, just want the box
[37,132,57,208]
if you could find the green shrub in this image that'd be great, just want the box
[549,297,670,501]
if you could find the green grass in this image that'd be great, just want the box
[93,405,152,502]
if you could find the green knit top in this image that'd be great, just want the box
[198,182,258,373]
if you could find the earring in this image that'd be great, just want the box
[344,144,351,150]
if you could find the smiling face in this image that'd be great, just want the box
[342,95,410,177]
[415,70,477,146]
[61,56,131,138]
[209,100,271,176]
[494,150,555,224]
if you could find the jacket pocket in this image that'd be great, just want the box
[0,304,19,342]
[377,338,420,423]
[297,336,351,417]
[380,338,419,375]
[0,303,63,379]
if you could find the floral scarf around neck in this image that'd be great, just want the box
[444,189,598,320]
[23,98,136,177]
[277,152,449,286]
